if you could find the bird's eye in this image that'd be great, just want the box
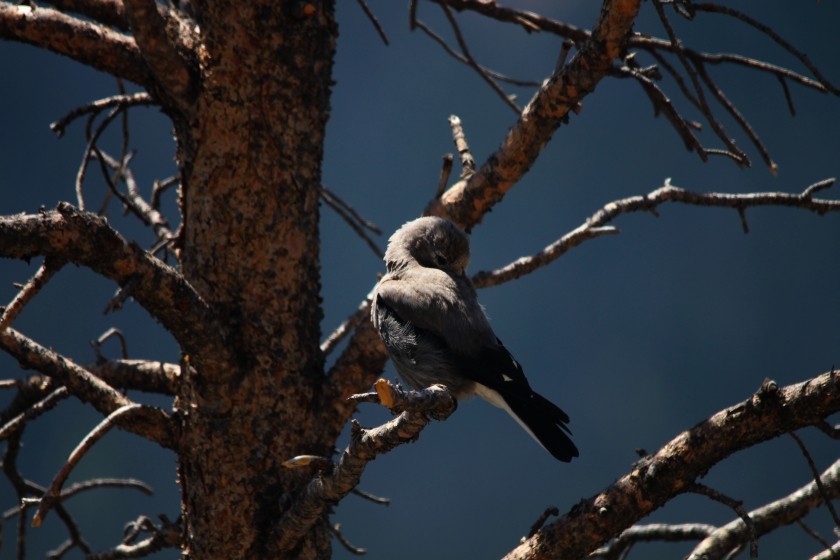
[433,252,448,267]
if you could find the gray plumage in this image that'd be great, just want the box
[371,216,578,462]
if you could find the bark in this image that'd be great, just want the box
[172,2,338,558]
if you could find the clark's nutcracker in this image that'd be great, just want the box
[371,216,578,462]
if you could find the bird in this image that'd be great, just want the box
[371,216,578,462]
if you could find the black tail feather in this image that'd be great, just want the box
[504,390,578,462]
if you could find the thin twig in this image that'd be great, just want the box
[0,257,65,331]
[790,432,840,528]
[0,387,69,439]
[435,154,455,198]
[473,177,840,288]
[33,403,143,527]
[686,483,757,558]
[50,92,154,138]
[449,115,476,179]
[321,298,372,356]
[329,523,366,555]
[355,0,389,45]
[320,188,383,258]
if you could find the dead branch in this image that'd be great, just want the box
[591,522,717,558]
[0,4,153,87]
[686,458,840,560]
[473,177,840,288]
[0,386,69,439]
[88,514,182,560]
[503,371,840,560]
[51,92,155,138]
[320,298,372,356]
[355,0,388,46]
[275,382,457,553]
[123,0,194,111]
[43,0,129,31]
[89,359,181,395]
[0,327,174,447]
[0,257,64,331]
[0,204,228,370]
[32,403,143,527]
[319,187,383,259]
[425,0,642,229]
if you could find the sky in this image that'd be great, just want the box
[1,1,839,559]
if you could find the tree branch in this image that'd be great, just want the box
[426,0,642,229]
[686,457,840,560]
[502,372,840,560]
[43,0,129,31]
[123,0,194,111]
[0,327,174,448]
[0,204,230,371]
[275,382,457,553]
[473,177,840,288]
[0,3,153,87]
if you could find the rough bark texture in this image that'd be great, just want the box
[173,2,338,559]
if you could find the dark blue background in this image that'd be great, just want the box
[1,2,839,558]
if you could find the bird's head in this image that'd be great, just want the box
[384,216,470,276]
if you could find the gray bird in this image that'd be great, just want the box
[371,216,578,462]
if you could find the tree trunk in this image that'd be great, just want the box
[173,2,337,558]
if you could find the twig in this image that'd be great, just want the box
[320,187,383,258]
[412,17,539,88]
[355,0,389,45]
[686,483,757,558]
[88,514,182,560]
[274,382,456,553]
[91,327,129,363]
[350,488,390,506]
[790,432,840,528]
[0,387,69,439]
[527,507,559,538]
[687,457,840,560]
[449,115,476,179]
[50,92,154,138]
[33,403,143,527]
[435,154,455,198]
[330,523,366,555]
[320,298,372,356]
[473,177,840,288]
[590,522,717,559]
[796,519,838,559]
[0,257,65,331]
[438,2,520,113]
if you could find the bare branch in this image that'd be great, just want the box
[43,0,129,31]
[275,382,456,553]
[591,523,717,558]
[0,4,153,87]
[32,403,143,527]
[426,0,642,229]
[0,386,69,440]
[0,205,229,370]
[448,115,476,180]
[320,297,372,356]
[503,371,840,560]
[355,0,389,46]
[320,187,383,259]
[0,327,174,447]
[686,458,840,560]
[51,92,155,139]
[0,257,65,331]
[473,178,840,287]
[123,0,194,111]
[89,359,180,395]
[88,514,182,560]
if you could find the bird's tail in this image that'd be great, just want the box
[474,384,579,462]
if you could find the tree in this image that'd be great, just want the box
[1,1,839,559]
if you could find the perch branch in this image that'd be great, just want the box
[502,371,840,560]
[473,177,840,288]
[275,382,457,553]
[0,257,65,331]
[0,3,153,87]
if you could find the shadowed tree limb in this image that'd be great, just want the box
[503,373,840,560]
[0,204,229,372]
[43,0,129,31]
[275,382,457,553]
[0,327,174,447]
[0,3,153,87]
